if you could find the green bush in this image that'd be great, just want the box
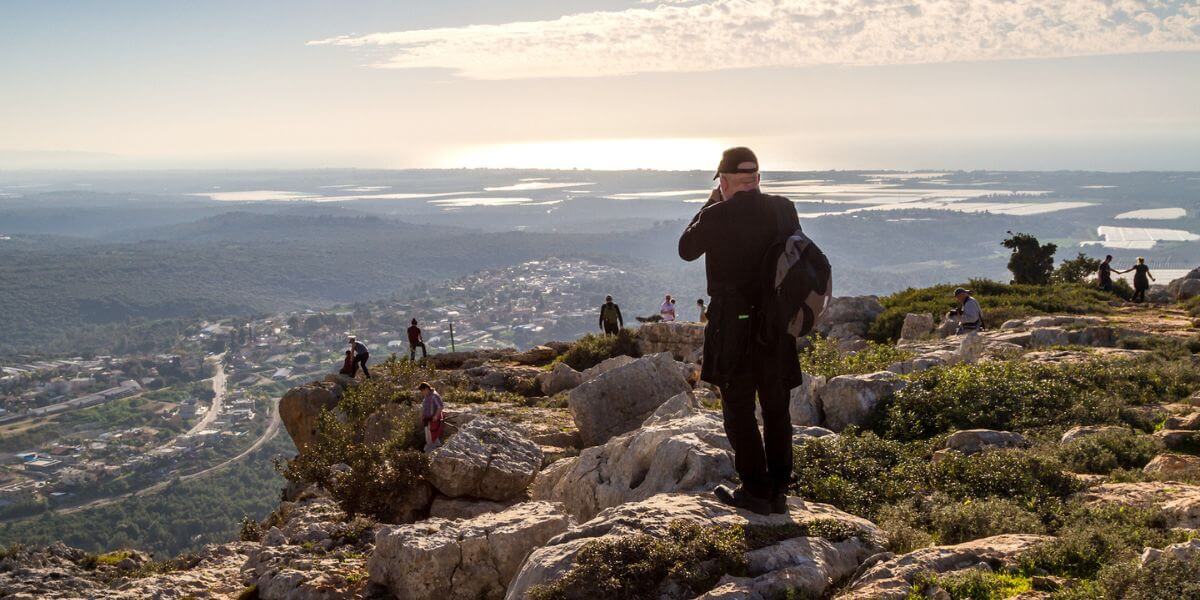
[791,431,931,519]
[878,494,1045,552]
[1018,504,1190,580]
[909,570,1032,600]
[1056,430,1160,474]
[868,279,1113,342]
[1054,253,1102,285]
[278,357,431,520]
[799,336,912,379]
[1096,554,1200,599]
[558,328,642,371]
[526,521,747,600]
[928,449,1080,510]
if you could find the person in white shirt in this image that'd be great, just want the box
[949,288,983,333]
[660,294,676,322]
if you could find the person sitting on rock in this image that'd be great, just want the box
[338,349,357,377]
[679,146,802,515]
[947,288,984,334]
[419,382,445,452]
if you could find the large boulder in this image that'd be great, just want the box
[535,362,582,396]
[817,296,885,336]
[428,416,543,501]
[839,534,1052,599]
[943,429,1029,456]
[567,352,691,446]
[279,375,355,452]
[899,313,935,341]
[818,372,906,432]
[369,501,571,600]
[1168,268,1200,300]
[505,492,882,600]
[1060,425,1128,444]
[532,393,734,521]
[634,322,705,363]
[1077,482,1200,529]
[790,374,827,427]
[579,354,636,382]
[1143,453,1200,477]
[513,345,557,366]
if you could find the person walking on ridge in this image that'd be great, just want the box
[660,294,677,322]
[348,336,370,379]
[408,319,428,361]
[948,288,984,334]
[697,298,708,324]
[1121,257,1155,303]
[679,146,803,515]
[599,295,624,335]
[1098,255,1114,293]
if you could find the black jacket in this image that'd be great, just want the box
[679,189,800,299]
[679,189,803,389]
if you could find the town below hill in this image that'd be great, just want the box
[3,269,1200,599]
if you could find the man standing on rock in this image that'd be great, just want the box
[679,147,803,515]
[348,336,371,379]
[408,319,428,361]
[599,295,624,335]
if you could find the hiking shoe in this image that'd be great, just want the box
[713,484,772,516]
[771,493,789,514]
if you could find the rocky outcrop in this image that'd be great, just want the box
[1168,267,1200,301]
[942,429,1029,456]
[506,492,882,600]
[818,371,906,432]
[1060,425,1128,444]
[428,416,543,501]
[280,374,356,452]
[428,348,518,370]
[368,501,571,600]
[899,313,935,341]
[1140,538,1200,567]
[513,345,558,366]
[1143,453,1200,477]
[790,374,826,427]
[1077,482,1200,529]
[579,354,636,382]
[816,297,885,341]
[839,534,1051,599]
[634,322,705,363]
[535,362,582,396]
[567,352,691,446]
[429,497,519,521]
[533,392,735,521]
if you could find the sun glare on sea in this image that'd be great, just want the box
[447,138,726,171]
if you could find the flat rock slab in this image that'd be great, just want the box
[428,415,543,501]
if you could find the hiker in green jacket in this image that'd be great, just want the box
[599,295,624,335]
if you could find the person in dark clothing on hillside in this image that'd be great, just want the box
[679,147,803,515]
[338,350,357,377]
[599,295,624,335]
[407,319,428,361]
[348,336,370,379]
[1098,255,1114,292]
[1120,257,1155,303]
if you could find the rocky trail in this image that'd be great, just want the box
[4,272,1200,600]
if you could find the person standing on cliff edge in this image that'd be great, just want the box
[678,147,803,515]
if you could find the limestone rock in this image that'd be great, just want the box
[1142,453,1200,477]
[790,374,827,427]
[634,322,705,363]
[818,371,906,432]
[817,296,885,337]
[280,376,354,452]
[533,392,735,521]
[1060,425,1128,444]
[839,534,1052,599]
[428,349,518,370]
[899,313,935,341]
[579,354,636,382]
[368,501,571,600]
[429,497,519,521]
[536,362,583,396]
[887,354,947,376]
[1164,412,1200,431]
[1155,429,1200,451]
[514,345,557,366]
[1140,538,1200,567]
[506,492,882,600]
[943,429,1029,456]
[428,416,543,501]
[1077,482,1200,528]
[568,352,691,446]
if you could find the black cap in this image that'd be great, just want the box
[953,288,970,296]
[713,147,759,180]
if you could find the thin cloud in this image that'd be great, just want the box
[309,0,1200,80]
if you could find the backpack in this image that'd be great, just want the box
[601,303,620,324]
[757,219,833,342]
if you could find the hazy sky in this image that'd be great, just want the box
[3,0,1199,171]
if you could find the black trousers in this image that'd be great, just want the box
[409,342,427,361]
[603,322,620,335]
[718,342,793,499]
[354,353,370,378]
